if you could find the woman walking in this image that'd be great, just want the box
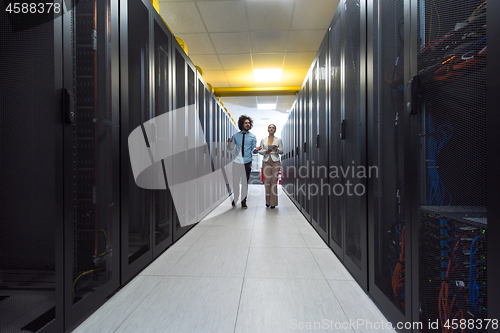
[258,124,283,208]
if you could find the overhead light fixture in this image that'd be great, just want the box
[253,69,282,82]
[258,104,276,110]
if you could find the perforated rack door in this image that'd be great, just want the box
[414,1,487,331]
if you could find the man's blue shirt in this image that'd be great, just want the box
[231,131,257,164]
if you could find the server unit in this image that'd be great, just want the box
[411,1,488,331]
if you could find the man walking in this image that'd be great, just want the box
[228,115,260,209]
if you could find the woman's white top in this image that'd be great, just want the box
[258,136,284,162]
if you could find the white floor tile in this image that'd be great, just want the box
[245,247,324,279]
[167,246,249,277]
[73,276,163,333]
[310,249,354,281]
[327,280,397,333]
[140,245,191,276]
[114,277,243,333]
[250,228,308,248]
[235,278,354,333]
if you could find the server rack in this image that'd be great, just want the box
[487,2,500,328]
[367,0,410,329]
[197,76,211,221]
[172,38,198,242]
[309,61,319,231]
[409,1,489,331]
[120,0,155,283]
[63,0,121,329]
[152,8,174,257]
[328,7,344,261]
[317,38,330,242]
[0,3,65,331]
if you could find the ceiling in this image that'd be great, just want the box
[157,0,340,135]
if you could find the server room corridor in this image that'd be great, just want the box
[72,186,395,333]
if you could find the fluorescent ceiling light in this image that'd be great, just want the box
[253,69,282,82]
[258,104,276,110]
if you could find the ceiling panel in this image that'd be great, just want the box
[283,52,317,68]
[202,70,229,86]
[189,54,222,70]
[286,30,326,52]
[252,53,285,69]
[222,96,257,108]
[158,2,206,33]
[175,33,217,54]
[219,54,253,70]
[249,30,288,53]
[210,32,251,54]
[246,0,294,31]
[197,1,247,32]
[281,68,309,86]
[291,0,339,30]
[225,69,255,86]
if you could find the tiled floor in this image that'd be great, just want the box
[73,186,396,333]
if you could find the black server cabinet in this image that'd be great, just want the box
[172,40,197,242]
[326,0,368,288]
[0,5,65,332]
[186,61,198,225]
[341,0,368,289]
[303,80,311,221]
[215,104,221,204]
[328,7,345,261]
[197,77,211,221]
[120,0,152,283]
[310,35,329,242]
[408,1,489,331]
[317,39,330,242]
[367,0,410,328]
[309,63,319,230]
[292,104,300,205]
[487,1,500,328]
[63,0,120,329]
[121,0,171,282]
[152,9,173,257]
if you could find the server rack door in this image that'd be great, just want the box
[0,6,64,332]
[197,79,210,220]
[186,63,197,225]
[209,97,217,209]
[172,43,196,242]
[298,92,305,210]
[294,106,299,204]
[207,89,216,211]
[152,14,173,257]
[328,6,344,258]
[64,0,121,328]
[215,105,221,203]
[367,0,410,327]
[411,1,488,330]
[310,62,320,231]
[293,105,297,199]
[303,80,311,220]
[317,37,329,241]
[120,0,153,283]
[222,114,228,198]
[341,0,368,289]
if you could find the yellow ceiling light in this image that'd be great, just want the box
[253,69,282,82]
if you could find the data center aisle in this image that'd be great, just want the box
[73,186,395,333]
